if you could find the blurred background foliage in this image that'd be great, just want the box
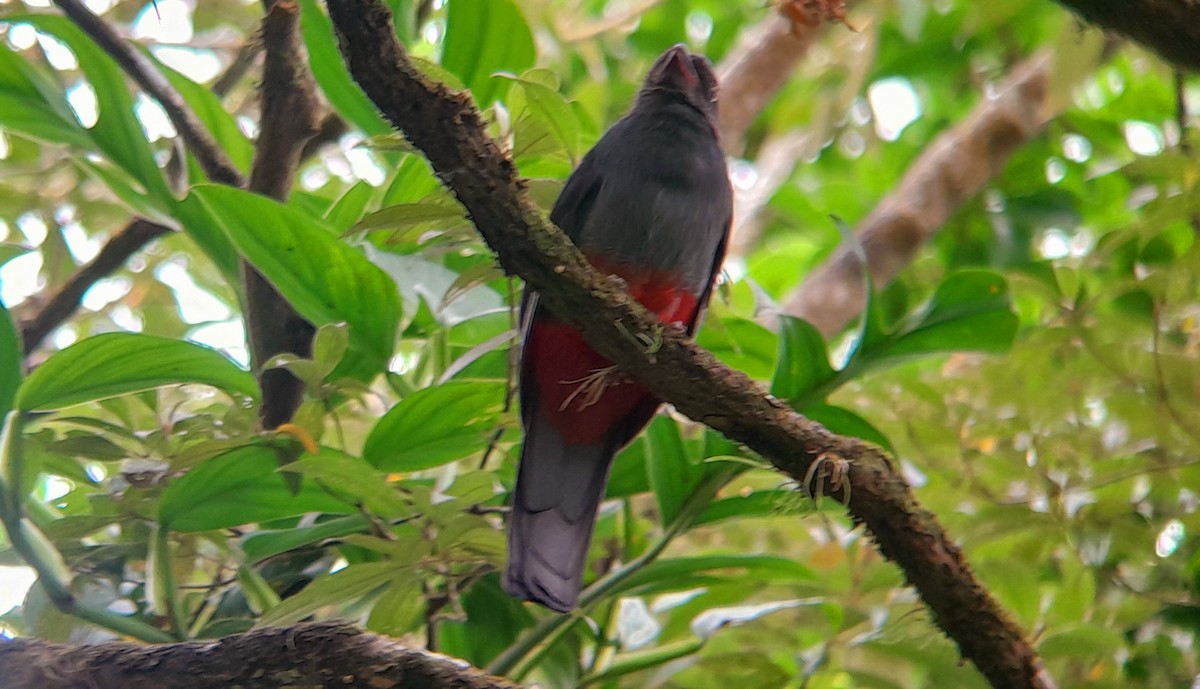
[0,0,1198,687]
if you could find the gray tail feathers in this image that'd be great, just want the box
[503,414,616,613]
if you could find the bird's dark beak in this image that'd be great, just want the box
[661,45,698,87]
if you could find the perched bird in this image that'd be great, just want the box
[504,44,733,612]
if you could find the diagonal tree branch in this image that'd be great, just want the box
[779,52,1054,335]
[324,2,1050,688]
[0,621,516,689]
[52,0,246,187]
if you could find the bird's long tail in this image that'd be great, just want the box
[503,413,615,613]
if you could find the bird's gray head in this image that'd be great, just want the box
[637,44,719,125]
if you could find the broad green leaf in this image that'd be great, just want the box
[694,490,808,527]
[614,554,815,596]
[803,404,895,455]
[287,449,412,517]
[865,271,1019,362]
[0,41,93,149]
[237,564,282,614]
[324,180,375,232]
[154,53,254,174]
[363,381,505,471]
[770,316,835,406]
[500,71,582,162]
[695,316,778,381]
[158,445,353,531]
[184,185,402,380]
[349,195,467,236]
[24,15,172,204]
[442,0,535,106]
[367,579,424,635]
[298,0,391,136]
[645,416,702,526]
[241,514,371,563]
[0,303,18,418]
[257,561,394,627]
[381,155,443,206]
[73,158,176,226]
[16,333,258,411]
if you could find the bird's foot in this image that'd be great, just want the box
[558,365,625,411]
[606,273,629,291]
[614,320,672,363]
[802,452,851,505]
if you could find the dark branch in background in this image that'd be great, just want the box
[325,3,1049,688]
[52,0,245,186]
[1052,0,1200,72]
[17,32,260,357]
[19,219,169,354]
[0,622,516,689]
[779,54,1052,335]
[211,36,264,96]
[243,0,322,428]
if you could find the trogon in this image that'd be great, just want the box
[504,44,733,612]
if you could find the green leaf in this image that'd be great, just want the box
[348,195,467,236]
[363,381,505,471]
[0,303,19,419]
[324,180,375,232]
[237,565,282,615]
[184,185,402,380]
[694,490,808,527]
[158,445,353,531]
[500,70,581,162]
[367,579,424,635]
[298,0,391,135]
[770,316,835,406]
[695,316,778,381]
[287,449,412,517]
[257,561,394,627]
[24,15,172,205]
[154,53,253,174]
[0,40,93,149]
[863,271,1019,363]
[803,404,895,455]
[442,0,535,106]
[240,514,371,563]
[614,554,815,596]
[15,333,258,412]
[645,416,702,526]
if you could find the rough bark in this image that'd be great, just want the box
[0,622,515,689]
[243,0,322,428]
[779,53,1052,335]
[324,3,1051,688]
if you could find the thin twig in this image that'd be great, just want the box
[52,0,245,186]
[19,219,170,354]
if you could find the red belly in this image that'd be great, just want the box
[525,265,699,444]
